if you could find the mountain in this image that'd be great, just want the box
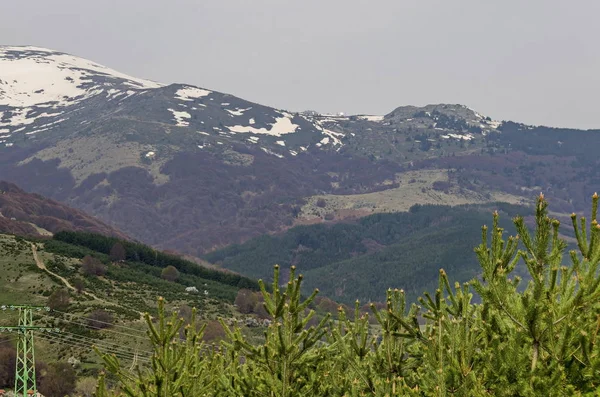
[0,46,496,155]
[0,180,128,238]
[1,45,598,265]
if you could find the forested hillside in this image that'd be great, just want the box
[205,202,530,303]
[50,231,260,293]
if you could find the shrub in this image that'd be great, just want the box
[73,278,85,293]
[38,362,77,397]
[253,301,269,319]
[81,255,107,277]
[47,289,70,310]
[315,296,338,314]
[0,341,16,388]
[109,242,126,262]
[87,310,114,330]
[432,180,452,192]
[234,289,258,314]
[75,377,97,397]
[161,265,180,282]
[202,320,226,342]
[178,304,193,324]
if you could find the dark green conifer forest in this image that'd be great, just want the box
[95,194,600,396]
[205,202,530,303]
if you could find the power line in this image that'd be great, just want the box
[37,312,149,341]
[36,335,150,368]
[36,332,151,364]
[44,337,150,364]
[36,333,133,360]
[44,329,153,357]
[37,328,151,358]
[46,329,152,358]
[45,310,146,337]
[50,308,147,335]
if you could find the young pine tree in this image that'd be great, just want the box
[471,193,600,395]
[220,265,332,397]
[95,297,227,396]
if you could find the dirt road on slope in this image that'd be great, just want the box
[32,243,77,292]
[31,243,144,319]
[32,243,112,306]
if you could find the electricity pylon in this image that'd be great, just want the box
[0,305,59,397]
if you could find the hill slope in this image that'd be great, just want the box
[0,229,264,385]
[0,180,128,238]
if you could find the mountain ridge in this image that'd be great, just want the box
[0,46,498,155]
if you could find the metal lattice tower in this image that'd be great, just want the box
[0,305,58,397]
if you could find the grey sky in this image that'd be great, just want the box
[3,0,600,129]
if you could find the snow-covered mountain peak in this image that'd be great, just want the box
[0,45,162,108]
[0,46,501,157]
[0,46,167,145]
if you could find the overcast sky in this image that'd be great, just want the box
[2,0,599,129]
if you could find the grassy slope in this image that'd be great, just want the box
[0,233,263,376]
[0,235,59,306]
[298,169,528,223]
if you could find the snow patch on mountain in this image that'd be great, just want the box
[0,46,161,108]
[0,108,65,127]
[358,115,384,122]
[487,120,502,129]
[225,107,252,116]
[106,89,126,100]
[228,113,298,136]
[310,117,344,146]
[175,86,211,101]
[441,133,474,140]
[261,147,284,158]
[168,109,191,127]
